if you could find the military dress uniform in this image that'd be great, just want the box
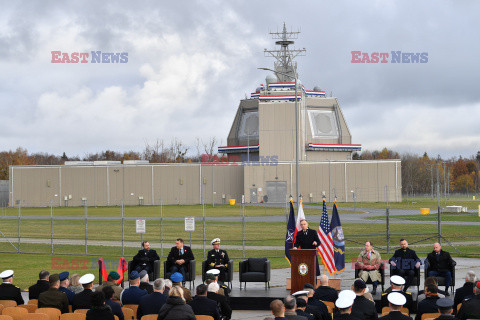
[206,249,230,282]
[381,290,414,315]
[0,270,24,305]
[379,292,413,320]
[38,287,70,313]
[0,282,24,305]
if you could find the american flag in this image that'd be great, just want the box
[317,200,336,274]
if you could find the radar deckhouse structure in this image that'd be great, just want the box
[219,23,360,162]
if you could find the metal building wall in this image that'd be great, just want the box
[9,163,245,207]
[0,180,8,206]
[243,160,402,203]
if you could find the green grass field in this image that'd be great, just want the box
[330,196,480,210]
[1,201,480,289]
[382,212,480,222]
[0,203,363,217]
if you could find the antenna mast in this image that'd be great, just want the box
[264,22,306,82]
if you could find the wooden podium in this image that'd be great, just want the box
[290,249,317,293]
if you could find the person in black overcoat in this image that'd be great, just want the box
[456,283,480,320]
[389,239,421,292]
[294,219,321,276]
[29,270,50,299]
[137,279,168,319]
[86,291,115,320]
[415,284,440,320]
[453,271,476,313]
[350,280,378,320]
[426,243,455,293]
[188,284,220,320]
[132,241,160,274]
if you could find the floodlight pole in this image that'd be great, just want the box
[258,67,300,209]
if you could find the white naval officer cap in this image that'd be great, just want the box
[206,269,220,275]
[79,273,95,284]
[338,289,356,300]
[390,275,406,286]
[211,238,221,245]
[388,292,407,306]
[335,292,355,309]
[292,290,309,297]
[0,270,14,279]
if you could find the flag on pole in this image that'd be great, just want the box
[292,199,306,247]
[330,201,345,272]
[285,200,296,264]
[317,199,336,275]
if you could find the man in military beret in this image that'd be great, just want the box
[0,270,24,305]
[434,298,455,320]
[170,272,191,301]
[95,271,123,300]
[206,238,230,283]
[38,273,69,313]
[29,270,50,299]
[58,271,75,304]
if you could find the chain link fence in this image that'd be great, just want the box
[0,189,479,262]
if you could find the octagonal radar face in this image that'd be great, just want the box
[308,109,339,138]
[238,111,259,139]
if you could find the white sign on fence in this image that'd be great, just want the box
[136,219,146,233]
[185,217,195,232]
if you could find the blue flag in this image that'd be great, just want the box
[285,200,295,264]
[330,202,345,272]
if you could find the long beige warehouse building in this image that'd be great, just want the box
[9,159,400,207]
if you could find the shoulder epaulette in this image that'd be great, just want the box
[405,292,412,295]
[382,293,387,296]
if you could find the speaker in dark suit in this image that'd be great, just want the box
[294,219,321,276]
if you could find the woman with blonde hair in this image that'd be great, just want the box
[68,273,84,294]
[157,286,195,320]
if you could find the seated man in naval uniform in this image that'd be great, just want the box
[206,238,230,283]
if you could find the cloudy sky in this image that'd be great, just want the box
[1,0,479,159]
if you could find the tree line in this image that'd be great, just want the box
[1,143,479,195]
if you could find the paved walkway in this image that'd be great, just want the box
[18,257,480,319]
